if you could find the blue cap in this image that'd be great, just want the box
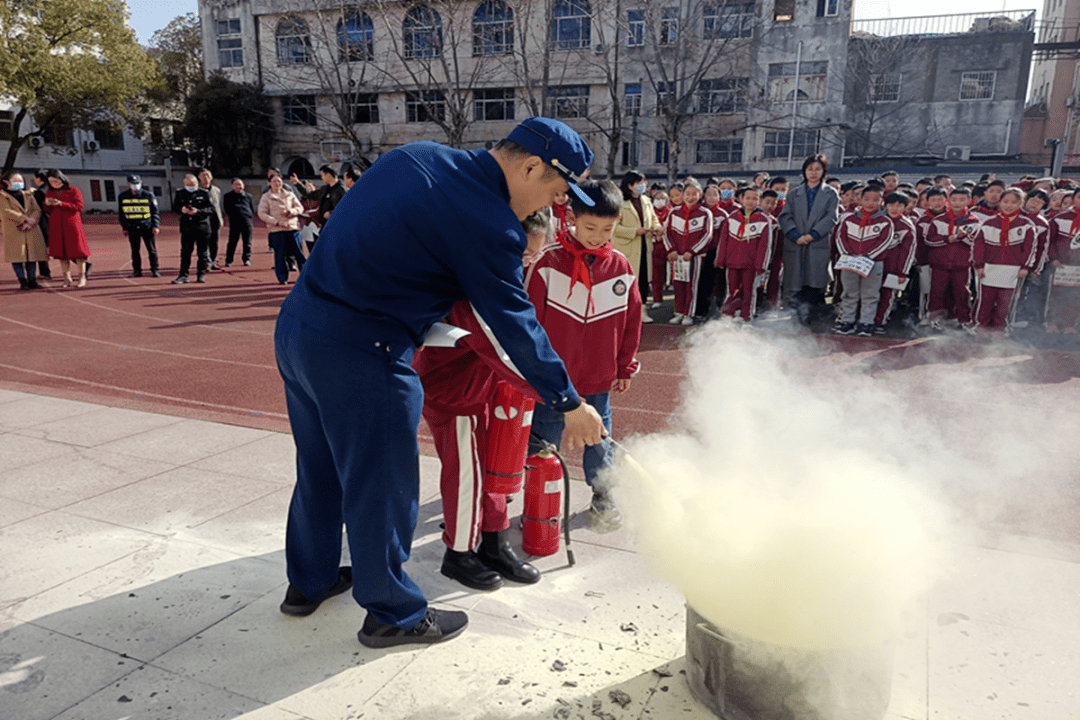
[507,117,595,207]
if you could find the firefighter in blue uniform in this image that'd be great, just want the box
[117,174,160,277]
[274,117,605,648]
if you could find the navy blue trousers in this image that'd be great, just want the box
[528,392,614,490]
[275,309,428,628]
[269,230,306,284]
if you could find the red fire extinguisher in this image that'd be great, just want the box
[484,382,535,494]
[522,450,564,557]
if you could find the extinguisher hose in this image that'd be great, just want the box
[530,434,576,567]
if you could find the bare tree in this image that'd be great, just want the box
[845,33,926,163]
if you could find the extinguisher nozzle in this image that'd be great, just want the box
[567,549,576,567]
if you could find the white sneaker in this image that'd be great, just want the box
[681,316,694,326]
[641,312,654,324]
[668,313,684,325]
[649,302,663,309]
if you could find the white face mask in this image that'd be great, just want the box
[129,183,141,192]
[184,184,198,192]
[652,197,667,209]
[633,183,647,195]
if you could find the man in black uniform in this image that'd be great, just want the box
[117,174,161,277]
[172,173,215,284]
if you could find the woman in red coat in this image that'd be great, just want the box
[43,169,91,287]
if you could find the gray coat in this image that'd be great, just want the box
[778,182,840,292]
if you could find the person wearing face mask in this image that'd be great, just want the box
[171,173,215,284]
[648,182,670,309]
[1,172,48,290]
[613,171,662,323]
[117,175,161,278]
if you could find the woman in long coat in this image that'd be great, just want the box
[1,172,49,290]
[612,170,663,323]
[777,154,840,325]
[42,168,91,287]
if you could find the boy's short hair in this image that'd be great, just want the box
[670,181,685,191]
[840,180,861,193]
[522,207,552,237]
[760,189,778,200]
[971,184,986,199]
[1025,188,1050,204]
[917,177,934,186]
[861,183,884,197]
[884,192,907,206]
[881,170,899,179]
[897,182,914,190]
[948,187,971,197]
[768,176,788,188]
[318,164,338,178]
[650,181,667,191]
[570,179,623,217]
[933,174,951,183]
[737,185,761,199]
[925,187,948,198]
[825,176,840,184]
[986,179,1007,190]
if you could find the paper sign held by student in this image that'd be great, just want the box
[981,263,1021,290]
[835,255,875,278]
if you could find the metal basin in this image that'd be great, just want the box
[685,605,894,720]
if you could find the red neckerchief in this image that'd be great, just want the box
[717,199,736,214]
[552,202,573,232]
[735,209,750,240]
[998,211,1019,240]
[945,207,970,234]
[858,209,875,230]
[557,230,611,313]
[1068,209,1080,237]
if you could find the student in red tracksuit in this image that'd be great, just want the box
[972,188,1037,332]
[921,187,980,328]
[759,188,786,310]
[832,184,894,336]
[663,179,713,325]
[705,179,738,310]
[1045,190,1080,333]
[414,213,551,591]
[551,191,574,237]
[525,180,642,531]
[648,183,672,309]
[716,185,775,322]
[874,192,918,333]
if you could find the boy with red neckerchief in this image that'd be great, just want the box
[1044,190,1080,333]
[920,187,980,329]
[716,185,775,322]
[971,188,1037,332]
[525,180,642,531]
[873,192,919,334]
[1014,188,1052,328]
[662,178,714,325]
[832,184,894,336]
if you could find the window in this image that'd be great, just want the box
[696,138,743,164]
[960,71,996,101]
[404,5,443,59]
[703,2,755,39]
[698,77,748,113]
[816,0,839,17]
[660,7,679,44]
[350,93,379,123]
[0,110,13,141]
[774,0,795,21]
[217,18,243,68]
[474,88,515,121]
[768,61,828,103]
[474,0,513,55]
[655,140,669,164]
[548,85,589,118]
[104,180,116,202]
[621,141,639,166]
[41,118,74,146]
[91,122,125,150]
[551,0,591,50]
[338,10,374,62]
[276,17,311,65]
[406,91,446,122]
[152,186,162,197]
[870,73,901,103]
[625,83,642,116]
[763,130,820,159]
[656,81,674,115]
[282,95,317,126]
[627,10,644,46]
[90,180,101,202]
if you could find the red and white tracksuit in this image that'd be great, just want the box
[875,215,918,325]
[972,212,1037,329]
[663,203,714,317]
[833,209,894,325]
[919,208,981,324]
[715,208,775,321]
[413,303,540,552]
[651,203,672,302]
[1046,208,1080,330]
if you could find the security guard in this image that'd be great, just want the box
[274,117,606,648]
[117,175,160,277]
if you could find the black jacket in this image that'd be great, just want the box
[222,190,255,223]
[118,188,160,231]
[299,181,347,228]
[173,188,214,233]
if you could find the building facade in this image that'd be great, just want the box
[1020,0,1080,167]
[196,0,1033,179]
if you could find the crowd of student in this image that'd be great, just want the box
[549,161,1080,338]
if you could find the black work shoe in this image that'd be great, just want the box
[27,279,41,289]
[478,530,540,584]
[171,275,189,284]
[357,607,468,648]
[280,567,352,616]
[440,548,503,590]
[18,279,29,291]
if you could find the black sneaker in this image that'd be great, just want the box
[280,567,352,616]
[151,270,162,278]
[357,607,468,648]
[171,275,189,284]
[26,279,41,289]
[243,259,251,266]
[856,324,873,337]
[833,322,855,335]
[196,274,207,283]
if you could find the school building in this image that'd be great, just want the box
[191,0,1038,179]
[1020,0,1080,169]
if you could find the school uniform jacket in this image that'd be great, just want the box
[715,208,775,272]
[525,235,642,396]
[833,209,893,260]
[972,213,1037,271]
[663,203,713,256]
[882,216,918,277]
[1046,208,1080,266]
[1021,210,1051,273]
[920,208,981,270]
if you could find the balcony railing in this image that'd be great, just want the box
[851,10,1035,38]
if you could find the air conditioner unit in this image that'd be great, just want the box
[84,139,101,152]
[28,136,45,150]
[944,145,971,161]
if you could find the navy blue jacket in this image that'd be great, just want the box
[283,142,580,410]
